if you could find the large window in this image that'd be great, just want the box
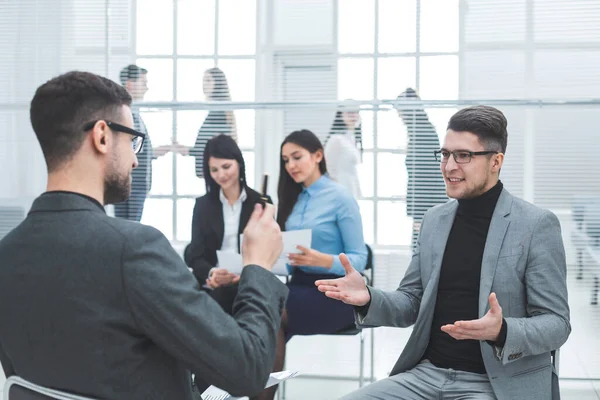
[337,0,459,247]
[135,0,257,243]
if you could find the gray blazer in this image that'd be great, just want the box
[0,192,288,400]
[358,189,571,400]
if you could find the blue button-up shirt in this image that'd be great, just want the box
[286,175,367,276]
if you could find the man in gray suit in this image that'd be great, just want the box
[317,106,570,400]
[0,71,288,399]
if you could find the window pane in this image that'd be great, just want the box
[377,152,407,197]
[357,151,374,198]
[377,201,412,246]
[177,59,216,102]
[177,110,209,147]
[377,110,406,150]
[361,110,374,149]
[236,110,255,149]
[218,0,257,55]
[140,109,173,144]
[150,153,173,196]
[141,199,173,241]
[358,200,374,244]
[377,57,416,100]
[176,153,204,196]
[218,59,256,102]
[177,0,215,55]
[378,0,416,53]
[419,56,458,101]
[243,151,255,189]
[338,0,375,54]
[420,0,459,52]
[338,58,374,100]
[136,0,173,55]
[136,58,174,101]
[176,198,196,242]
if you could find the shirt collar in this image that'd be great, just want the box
[303,175,329,196]
[219,187,247,205]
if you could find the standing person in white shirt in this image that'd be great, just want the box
[324,106,363,197]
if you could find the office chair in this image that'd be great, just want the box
[3,376,96,400]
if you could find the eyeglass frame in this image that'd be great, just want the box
[83,120,146,154]
[433,149,500,164]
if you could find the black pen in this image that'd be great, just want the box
[260,173,269,205]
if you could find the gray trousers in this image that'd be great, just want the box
[341,360,496,400]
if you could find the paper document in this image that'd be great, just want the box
[239,229,312,276]
[201,370,301,400]
[216,250,244,275]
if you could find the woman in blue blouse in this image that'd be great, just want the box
[260,129,367,399]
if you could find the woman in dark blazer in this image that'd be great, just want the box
[184,134,270,315]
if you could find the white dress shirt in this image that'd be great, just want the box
[219,188,247,254]
[324,131,362,197]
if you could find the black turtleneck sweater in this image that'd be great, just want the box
[423,180,504,374]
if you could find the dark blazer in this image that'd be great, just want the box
[185,187,271,284]
[0,192,287,400]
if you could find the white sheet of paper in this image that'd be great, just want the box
[216,250,244,275]
[238,229,312,276]
[201,370,301,400]
[218,230,312,277]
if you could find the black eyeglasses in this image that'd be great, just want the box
[83,120,146,154]
[434,149,499,164]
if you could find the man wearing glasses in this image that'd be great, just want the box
[317,106,570,400]
[0,71,288,400]
[115,64,173,222]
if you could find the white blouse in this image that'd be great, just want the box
[219,188,247,254]
[324,131,362,197]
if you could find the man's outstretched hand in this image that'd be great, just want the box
[315,254,371,306]
[441,292,504,342]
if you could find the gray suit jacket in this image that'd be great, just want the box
[358,189,571,400]
[0,192,288,399]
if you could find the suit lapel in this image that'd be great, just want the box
[429,202,458,284]
[211,196,225,250]
[478,190,513,317]
[238,198,255,252]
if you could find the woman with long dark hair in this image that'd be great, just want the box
[190,67,238,178]
[395,88,447,245]
[260,129,367,400]
[185,134,270,314]
[324,106,363,197]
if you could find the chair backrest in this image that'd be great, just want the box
[3,377,97,400]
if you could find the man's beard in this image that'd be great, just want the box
[104,168,131,205]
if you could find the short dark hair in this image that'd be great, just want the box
[119,64,148,85]
[447,106,508,153]
[30,71,132,172]
[203,134,247,194]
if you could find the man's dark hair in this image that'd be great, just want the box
[30,71,132,172]
[447,105,508,153]
[119,64,148,85]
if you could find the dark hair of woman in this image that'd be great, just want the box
[276,129,327,230]
[202,134,247,195]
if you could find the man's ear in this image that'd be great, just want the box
[90,121,111,155]
[492,153,505,172]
